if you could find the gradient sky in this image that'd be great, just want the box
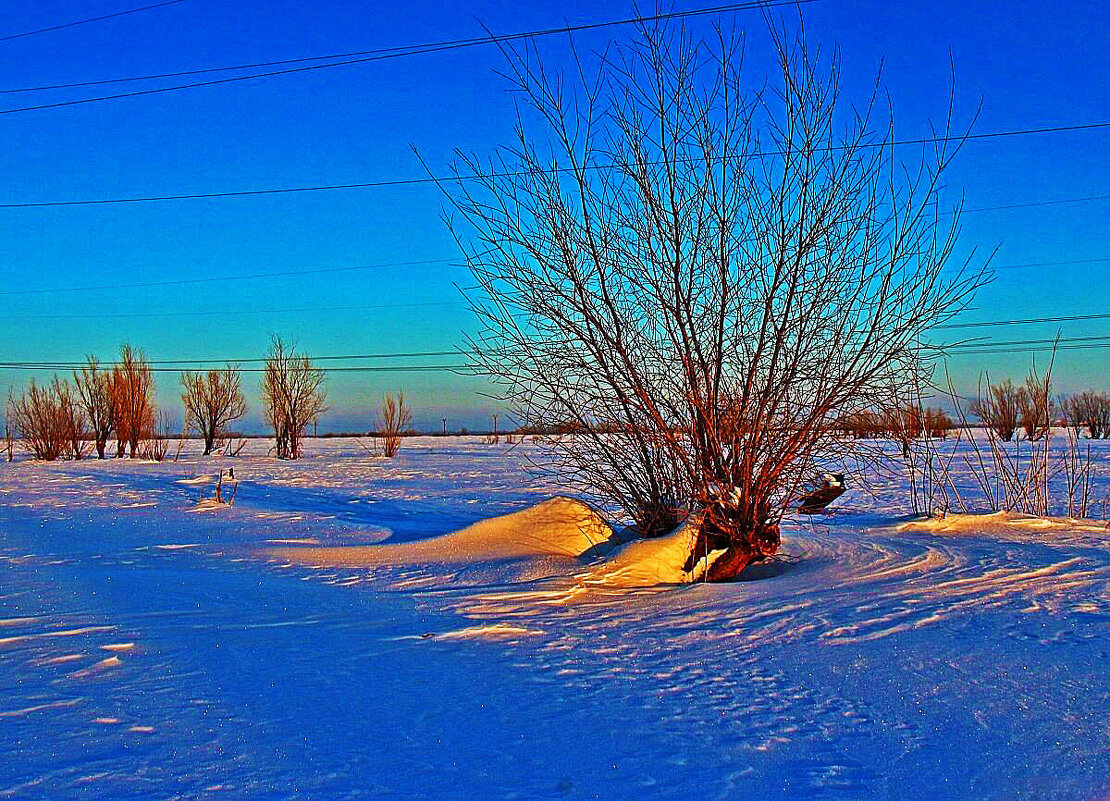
[0,0,1106,432]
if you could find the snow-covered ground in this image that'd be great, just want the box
[2,436,1109,799]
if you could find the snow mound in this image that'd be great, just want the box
[581,514,721,587]
[269,496,616,568]
[897,511,1110,540]
[270,498,733,589]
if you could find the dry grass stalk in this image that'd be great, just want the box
[947,351,1099,518]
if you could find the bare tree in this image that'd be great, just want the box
[1020,370,1053,440]
[3,396,13,462]
[55,378,87,460]
[181,367,247,455]
[970,379,1023,442]
[9,377,85,461]
[1089,393,1110,439]
[922,407,953,439]
[73,356,115,458]
[140,410,172,462]
[379,391,412,458]
[437,17,986,579]
[841,409,884,439]
[110,344,155,458]
[1061,391,1110,439]
[883,404,923,459]
[262,336,327,460]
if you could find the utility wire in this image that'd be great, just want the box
[0,0,808,95]
[937,309,1110,330]
[0,301,466,321]
[946,342,1110,357]
[1,126,1108,209]
[991,257,1110,271]
[8,332,1110,372]
[944,334,1110,351]
[0,258,460,297]
[5,350,463,367]
[0,253,1099,301]
[0,0,808,116]
[0,0,186,43]
[963,194,1110,214]
[0,362,478,374]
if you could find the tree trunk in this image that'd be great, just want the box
[684,511,781,582]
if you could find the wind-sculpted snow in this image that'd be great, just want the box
[2,437,1109,798]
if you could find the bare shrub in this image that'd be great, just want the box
[111,344,155,458]
[439,18,986,579]
[140,411,172,462]
[1062,391,1110,439]
[841,410,884,439]
[948,356,1095,517]
[262,336,327,460]
[379,391,412,458]
[56,379,87,460]
[174,419,189,461]
[1088,393,1110,439]
[181,367,247,456]
[73,356,115,458]
[1062,393,1085,438]
[882,405,923,458]
[970,379,1022,442]
[9,377,86,461]
[922,407,953,439]
[1020,370,1053,441]
[3,403,13,462]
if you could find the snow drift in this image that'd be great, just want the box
[268,497,724,587]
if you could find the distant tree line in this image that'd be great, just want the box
[6,344,166,462]
[3,336,351,462]
[971,373,1110,442]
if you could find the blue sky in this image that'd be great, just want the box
[0,0,1106,432]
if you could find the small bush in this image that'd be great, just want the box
[970,379,1023,442]
[9,377,87,461]
[379,392,412,458]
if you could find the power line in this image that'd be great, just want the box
[0,300,466,321]
[937,309,1110,330]
[963,194,1110,214]
[991,257,1110,271]
[945,342,1110,357]
[4,350,462,367]
[944,334,1110,351]
[0,253,1100,302]
[0,0,186,44]
[0,362,478,374]
[1,126,1107,210]
[0,258,460,297]
[0,0,808,95]
[0,0,808,116]
[10,330,1110,372]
